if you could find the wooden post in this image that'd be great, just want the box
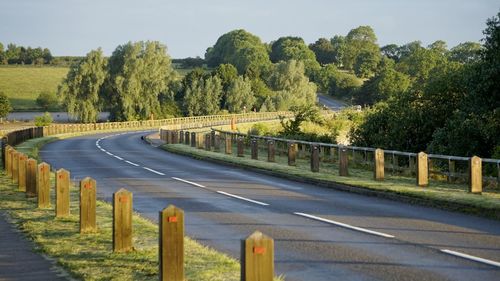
[416,152,428,187]
[12,151,19,183]
[288,142,296,166]
[6,147,13,178]
[159,205,184,281]
[205,134,211,151]
[197,133,204,149]
[166,130,172,144]
[241,231,274,281]
[448,160,455,183]
[251,139,258,160]
[237,137,244,157]
[339,146,348,176]
[80,177,97,234]
[469,156,482,194]
[37,162,51,208]
[185,132,190,145]
[113,188,133,252]
[311,144,319,172]
[211,130,216,148]
[374,148,384,181]
[231,117,236,131]
[225,134,232,155]
[18,153,27,192]
[26,158,37,197]
[214,134,221,152]
[267,141,275,162]
[56,169,70,218]
[190,132,196,147]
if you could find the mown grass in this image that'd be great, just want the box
[163,143,500,219]
[0,66,69,110]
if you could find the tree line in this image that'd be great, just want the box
[0,43,53,65]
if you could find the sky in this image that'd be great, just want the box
[0,0,498,58]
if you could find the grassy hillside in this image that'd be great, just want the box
[0,66,68,110]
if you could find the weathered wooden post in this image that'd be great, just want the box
[185,131,190,145]
[205,134,211,150]
[166,130,172,144]
[374,148,384,181]
[196,133,204,149]
[173,131,179,144]
[251,139,258,160]
[469,156,482,194]
[211,130,216,148]
[159,205,184,281]
[339,146,348,176]
[416,152,428,187]
[241,231,274,281]
[37,162,51,208]
[80,177,97,233]
[26,158,37,197]
[18,153,27,192]
[231,117,236,131]
[12,151,19,183]
[113,188,133,252]
[56,169,70,218]
[311,144,319,172]
[214,134,221,152]
[6,147,13,178]
[179,130,184,144]
[225,134,232,155]
[267,141,275,162]
[448,160,456,183]
[288,142,297,166]
[237,137,245,157]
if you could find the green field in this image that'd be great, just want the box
[0,66,69,110]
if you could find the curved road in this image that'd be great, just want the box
[40,131,500,281]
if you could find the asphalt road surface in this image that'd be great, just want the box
[40,131,500,281]
[317,94,347,111]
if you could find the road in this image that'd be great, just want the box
[40,131,500,281]
[317,94,347,111]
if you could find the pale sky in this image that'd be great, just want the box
[0,0,498,58]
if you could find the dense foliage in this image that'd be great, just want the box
[0,43,52,65]
[0,92,12,119]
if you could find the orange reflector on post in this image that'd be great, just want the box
[253,246,266,254]
[168,216,178,223]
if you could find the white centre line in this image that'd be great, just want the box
[441,249,500,268]
[106,152,113,156]
[216,191,270,206]
[143,167,165,175]
[125,160,139,167]
[114,156,123,160]
[171,177,206,188]
[294,212,395,238]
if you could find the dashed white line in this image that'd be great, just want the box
[216,191,270,206]
[125,160,139,167]
[171,177,206,188]
[441,249,500,268]
[143,167,165,175]
[114,156,124,160]
[293,212,395,238]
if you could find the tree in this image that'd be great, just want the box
[396,46,447,84]
[449,42,482,63]
[342,26,380,71]
[226,76,255,113]
[428,40,448,55]
[58,48,107,123]
[212,63,238,108]
[205,29,271,76]
[270,36,320,78]
[34,112,53,126]
[315,64,339,93]
[381,44,400,62]
[106,41,175,121]
[309,38,335,65]
[330,35,346,67]
[279,104,321,136]
[183,76,222,116]
[0,92,12,120]
[354,49,381,78]
[36,91,59,111]
[328,71,363,99]
[355,67,411,105]
[0,42,5,64]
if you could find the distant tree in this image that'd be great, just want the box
[309,38,335,65]
[397,41,423,60]
[212,63,238,108]
[342,26,380,71]
[354,49,381,78]
[0,42,5,64]
[183,76,222,116]
[380,44,400,61]
[0,92,12,121]
[270,36,320,78]
[396,46,447,84]
[205,29,271,76]
[449,42,482,63]
[106,41,175,121]
[315,64,339,93]
[226,76,255,113]
[328,71,363,99]
[58,49,107,123]
[330,35,346,67]
[279,104,321,136]
[355,67,411,105]
[36,91,59,111]
[428,40,448,55]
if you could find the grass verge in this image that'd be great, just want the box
[162,144,500,220]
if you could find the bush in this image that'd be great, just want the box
[34,112,53,126]
[36,91,59,111]
[0,92,12,119]
[248,123,272,136]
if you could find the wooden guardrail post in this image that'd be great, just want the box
[205,134,211,151]
[185,131,190,145]
[448,160,456,183]
[469,156,482,194]
[6,147,13,178]
[56,169,70,218]
[26,158,37,197]
[214,134,221,152]
[241,231,274,281]
[196,133,204,149]
[179,130,184,144]
[166,130,172,144]
[251,139,258,160]
[225,134,232,155]
[267,141,275,162]
[211,130,216,148]
[37,162,51,208]
[374,148,384,181]
[339,146,348,176]
[288,142,297,166]
[231,117,236,131]
[80,177,97,233]
[416,152,428,187]
[113,188,133,252]
[311,144,319,172]
[237,137,245,157]
[12,151,19,183]
[18,153,27,192]
[190,132,196,147]
[159,205,184,281]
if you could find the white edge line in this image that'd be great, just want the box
[143,167,165,175]
[216,191,269,206]
[441,249,500,268]
[125,160,139,167]
[114,156,123,160]
[105,152,113,156]
[171,177,206,188]
[294,212,395,238]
